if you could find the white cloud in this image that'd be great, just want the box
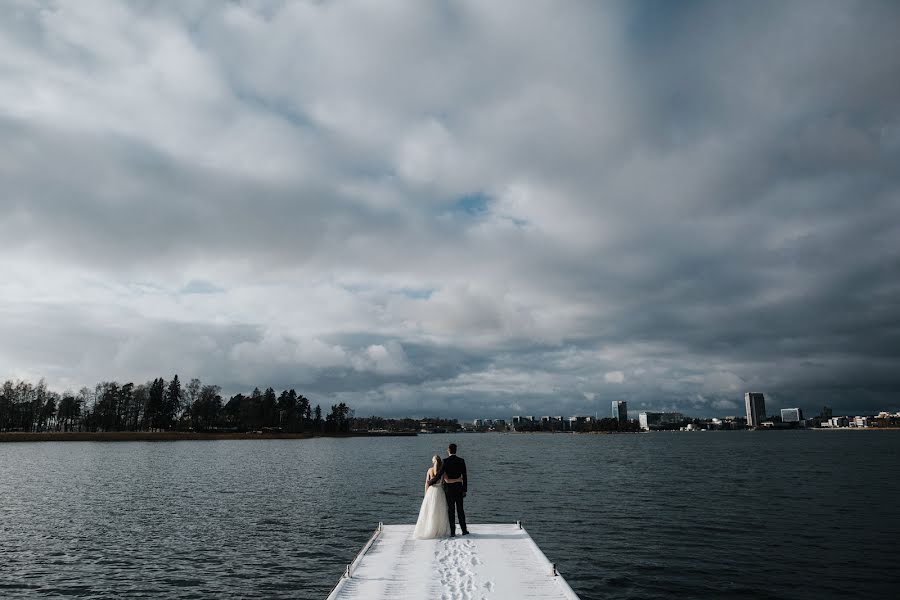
[604,371,625,384]
[1,1,899,418]
[356,342,412,376]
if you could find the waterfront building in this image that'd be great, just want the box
[853,416,868,428]
[781,408,803,423]
[511,415,537,431]
[538,416,564,431]
[825,416,849,428]
[473,419,483,428]
[744,392,766,427]
[567,415,594,431]
[568,416,587,425]
[612,401,627,423]
[821,406,833,419]
[419,420,451,433]
[710,417,744,430]
[638,412,685,431]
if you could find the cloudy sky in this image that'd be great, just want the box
[2,0,899,420]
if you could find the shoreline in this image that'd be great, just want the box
[0,431,417,443]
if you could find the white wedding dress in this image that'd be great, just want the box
[413,479,451,539]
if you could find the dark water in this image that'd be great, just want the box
[2,432,899,599]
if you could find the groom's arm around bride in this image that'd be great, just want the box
[427,444,467,496]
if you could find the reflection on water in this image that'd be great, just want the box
[2,432,899,599]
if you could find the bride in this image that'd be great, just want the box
[413,454,463,539]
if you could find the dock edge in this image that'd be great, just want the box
[326,521,384,600]
[516,520,581,600]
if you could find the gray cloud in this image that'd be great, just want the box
[1,0,899,419]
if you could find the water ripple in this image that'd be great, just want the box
[1,433,899,599]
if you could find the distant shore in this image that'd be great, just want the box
[0,431,417,443]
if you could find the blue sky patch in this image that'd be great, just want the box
[453,193,491,216]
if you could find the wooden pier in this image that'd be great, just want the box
[327,522,580,600]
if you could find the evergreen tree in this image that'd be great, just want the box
[261,387,278,428]
[298,395,311,430]
[164,375,182,430]
[327,403,351,433]
[191,385,222,431]
[57,394,77,432]
[0,381,13,431]
[277,389,298,431]
[246,387,263,429]
[313,404,322,431]
[117,382,134,431]
[147,378,166,430]
[95,382,121,432]
[223,393,243,429]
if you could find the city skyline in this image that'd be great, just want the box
[2,2,899,420]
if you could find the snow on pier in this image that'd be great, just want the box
[327,523,580,600]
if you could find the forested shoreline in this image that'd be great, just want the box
[0,376,352,434]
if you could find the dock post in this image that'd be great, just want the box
[517,520,522,529]
[345,565,351,578]
[552,563,558,576]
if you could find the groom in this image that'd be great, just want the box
[428,443,468,536]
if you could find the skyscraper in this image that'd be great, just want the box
[744,392,766,427]
[612,400,627,423]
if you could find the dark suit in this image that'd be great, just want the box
[429,454,468,534]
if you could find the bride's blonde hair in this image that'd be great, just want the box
[432,454,442,471]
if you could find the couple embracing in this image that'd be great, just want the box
[413,443,469,539]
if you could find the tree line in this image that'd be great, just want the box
[349,415,460,432]
[0,377,352,434]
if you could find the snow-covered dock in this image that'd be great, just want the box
[327,522,580,600]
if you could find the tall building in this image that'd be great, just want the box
[781,408,803,423]
[612,401,627,423]
[744,392,766,427]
